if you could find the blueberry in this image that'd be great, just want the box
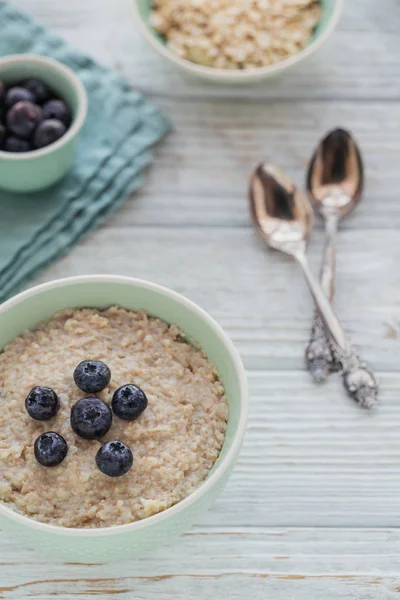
[25,386,60,421]
[6,101,42,139]
[73,360,111,394]
[34,432,68,467]
[5,86,35,108]
[4,136,30,152]
[0,124,5,148]
[42,99,71,127]
[33,119,66,149]
[96,440,133,477]
[70,397,112,440]
[112,384,148,421]
[23,78,50,104]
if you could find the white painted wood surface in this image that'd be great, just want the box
[2,0,400,597]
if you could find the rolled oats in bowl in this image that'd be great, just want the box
[150,0,321,69]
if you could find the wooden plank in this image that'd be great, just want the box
[29,226,400,372]
[209,370,400,528]
[109,97,400,229]
[1,527,400,598]
[11,0,400,101]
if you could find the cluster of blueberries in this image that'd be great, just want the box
[0,77,71,153]
[25,360,148,477]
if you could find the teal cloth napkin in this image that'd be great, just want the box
[0,1,170,301]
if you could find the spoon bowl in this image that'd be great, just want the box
[307,128,364,219]
[249,163,314,256]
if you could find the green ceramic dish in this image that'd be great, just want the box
[133,0,343,83]
[0,275,248,562]
[0,55,87,192]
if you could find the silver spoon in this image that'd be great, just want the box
[305,128,364,383]
[249,162,378,409]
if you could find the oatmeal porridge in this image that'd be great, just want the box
[0,307,228,528]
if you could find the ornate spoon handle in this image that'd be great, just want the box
[334,344,378,410]
[306,313,336,383]
[296,250,378,409]
[305,215,340,382]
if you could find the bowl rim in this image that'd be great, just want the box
[132,0,344,80]
[0,54,88,159]
[0,274,248,536]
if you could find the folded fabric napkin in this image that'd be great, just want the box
[0,1,170,301]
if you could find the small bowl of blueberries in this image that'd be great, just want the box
[0,54,87,192]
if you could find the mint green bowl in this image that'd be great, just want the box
[133,0,343,83]
[0,55,87,192]
[0,275,248,563]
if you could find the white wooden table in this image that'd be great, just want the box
[2,0,400,597]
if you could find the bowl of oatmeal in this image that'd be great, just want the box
[133,0,343,83]
[0,275,247,562]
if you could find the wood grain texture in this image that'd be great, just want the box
[1,527,400,598]
[3,0,400,597]
[99,98,400,230]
